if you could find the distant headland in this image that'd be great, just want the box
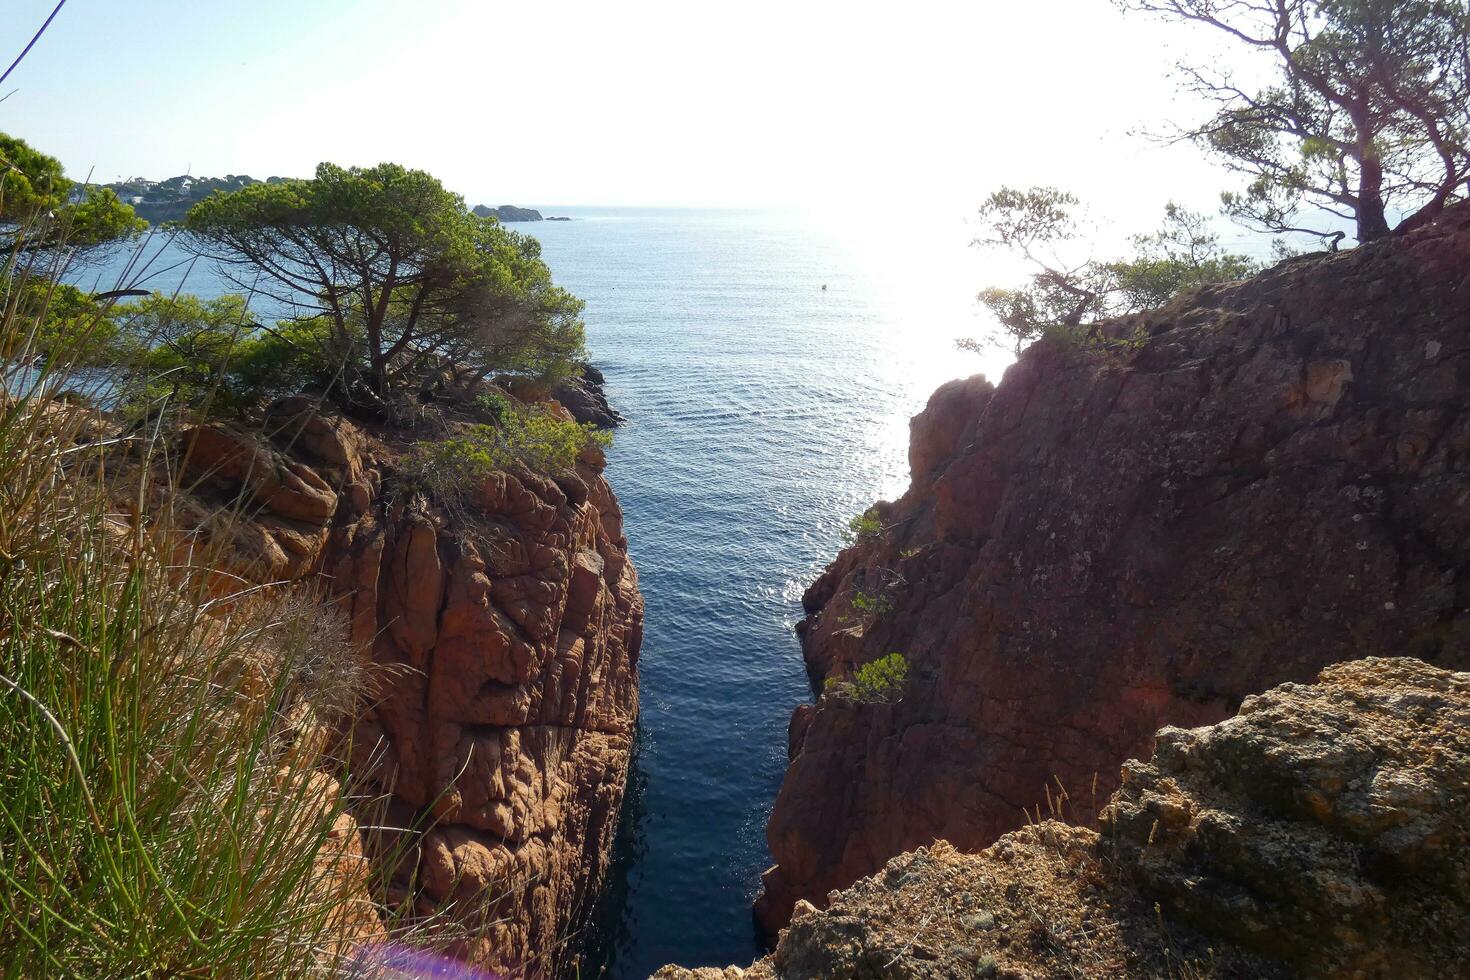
[92,174,569,224]
[471,204,573,222]
[94,174,282,223]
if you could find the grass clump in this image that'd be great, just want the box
[825,653,910,704]
[0,313,383,976]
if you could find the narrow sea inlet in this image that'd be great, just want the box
[85,208,981,976]
[523,209,974,975]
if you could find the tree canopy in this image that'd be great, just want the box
[0,132,146,257]
[1121,0,1470,246]
[962,187,1265,355]
[182,162,585,412]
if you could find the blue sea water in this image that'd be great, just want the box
[525,208,985,976]
[82,208,991,977]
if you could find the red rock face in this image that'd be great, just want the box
[179,399,642,976]
[755,203,1470,934]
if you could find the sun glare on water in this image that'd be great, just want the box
[798,203,1014,500]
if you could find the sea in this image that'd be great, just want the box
[81,207,999,977]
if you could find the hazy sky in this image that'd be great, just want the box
[2,0,1252,218]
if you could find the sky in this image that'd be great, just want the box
[3,0,1284,384]
[0,0,1257,219]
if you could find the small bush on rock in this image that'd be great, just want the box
[826,653,910,704]
[844,506,883,544]
[473,391,512,424]
[850,589,894,617]
[406,404,611,506]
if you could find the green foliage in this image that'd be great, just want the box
[183,162,586,409]
[853,653,910,702]
[405,404,612,506]
[826,653,910,704]
[961,190,1262,357]
[1107,204,1265,311]
[850,589,894,618]
[1,278,128,365]
[1121,0,1470,244]
[0,131,146,255]
[843,506,884,544]
[114,294,335,417]
[474,391,513,424]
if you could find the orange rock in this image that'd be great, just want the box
[170,402,641,976]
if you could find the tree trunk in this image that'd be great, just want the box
[1356,182,1390,241]
[1355,115,1391,242]
[366,314,386,396]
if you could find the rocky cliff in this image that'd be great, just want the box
[171,394,643,976]
[663,657,1470,978]
[755,202,1470,933]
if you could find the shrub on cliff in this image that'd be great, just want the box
[404,404,611,506]
[843,506,884,544]
[182,162,586,415]
[826,653,910,704]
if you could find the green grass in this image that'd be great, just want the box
[0,289,386,977]
[0,211,415,976]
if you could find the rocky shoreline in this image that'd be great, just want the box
[748,200,1470,946]
[554,363,626,429]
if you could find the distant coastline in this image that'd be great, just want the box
[90,174,571,225]
[471,204,574,222]
[91,174,281,223]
